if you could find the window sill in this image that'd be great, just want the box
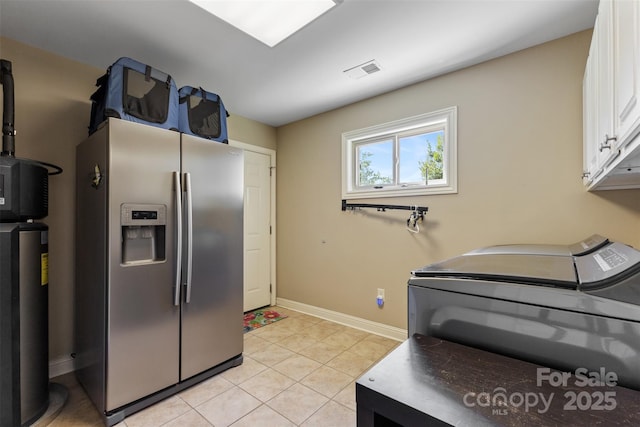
[342,185,457,200]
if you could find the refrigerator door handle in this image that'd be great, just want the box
[173,171,182,307]
[185,172,194,304]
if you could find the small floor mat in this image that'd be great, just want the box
[244,308,287,333]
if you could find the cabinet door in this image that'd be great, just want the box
[583,8,614,183]
[583,46,599,184]
[597,0,616,166]
[614,0,640,146]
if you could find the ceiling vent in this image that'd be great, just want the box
[344,60,382,79]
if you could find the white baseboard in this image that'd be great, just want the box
[276,298,407,342]
[49,355,75,379]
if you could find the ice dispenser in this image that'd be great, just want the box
[121,204,166,264]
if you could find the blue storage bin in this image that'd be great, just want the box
[178,86,229,143]
[89,57,179,134]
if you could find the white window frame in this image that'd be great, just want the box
[342,106,458,199]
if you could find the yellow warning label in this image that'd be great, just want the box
[41,253,49,286]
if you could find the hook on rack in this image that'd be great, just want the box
[406,208,424,233]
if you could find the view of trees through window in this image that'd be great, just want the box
[359,151,392,185]
[419,133,444,181]
[357,130,444,186]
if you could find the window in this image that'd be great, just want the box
[342,106,457,199]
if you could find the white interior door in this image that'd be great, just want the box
[243,149,273,311]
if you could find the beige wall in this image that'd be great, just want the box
[0,37,276,367]
[275,30,640,330]
[228,114,277,150]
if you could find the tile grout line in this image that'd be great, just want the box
[234,312,370,425]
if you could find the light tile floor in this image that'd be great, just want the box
[48,307,400,426]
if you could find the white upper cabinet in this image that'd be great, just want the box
[615,0,640,142]
[584,0,640,190]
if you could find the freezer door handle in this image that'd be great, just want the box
[185,172,193,304]
[173,171,182,307]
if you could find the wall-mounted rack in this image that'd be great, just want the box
[341,199,429,214]
[341,199,429,233]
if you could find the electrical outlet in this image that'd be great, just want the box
[376,288,385,308]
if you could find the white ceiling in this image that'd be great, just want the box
[0,0,598,127]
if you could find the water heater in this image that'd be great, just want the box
[0,59,65,426]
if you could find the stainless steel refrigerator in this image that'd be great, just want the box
[75,118,243,426]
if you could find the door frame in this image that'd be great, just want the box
[229,139,277,307]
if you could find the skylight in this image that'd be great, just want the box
[189,0,339,48]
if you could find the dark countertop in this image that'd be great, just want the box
[356,334,640,426]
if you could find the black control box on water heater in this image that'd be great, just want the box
[0,157,48,222]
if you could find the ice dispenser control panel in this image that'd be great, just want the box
[121,204,166,264]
